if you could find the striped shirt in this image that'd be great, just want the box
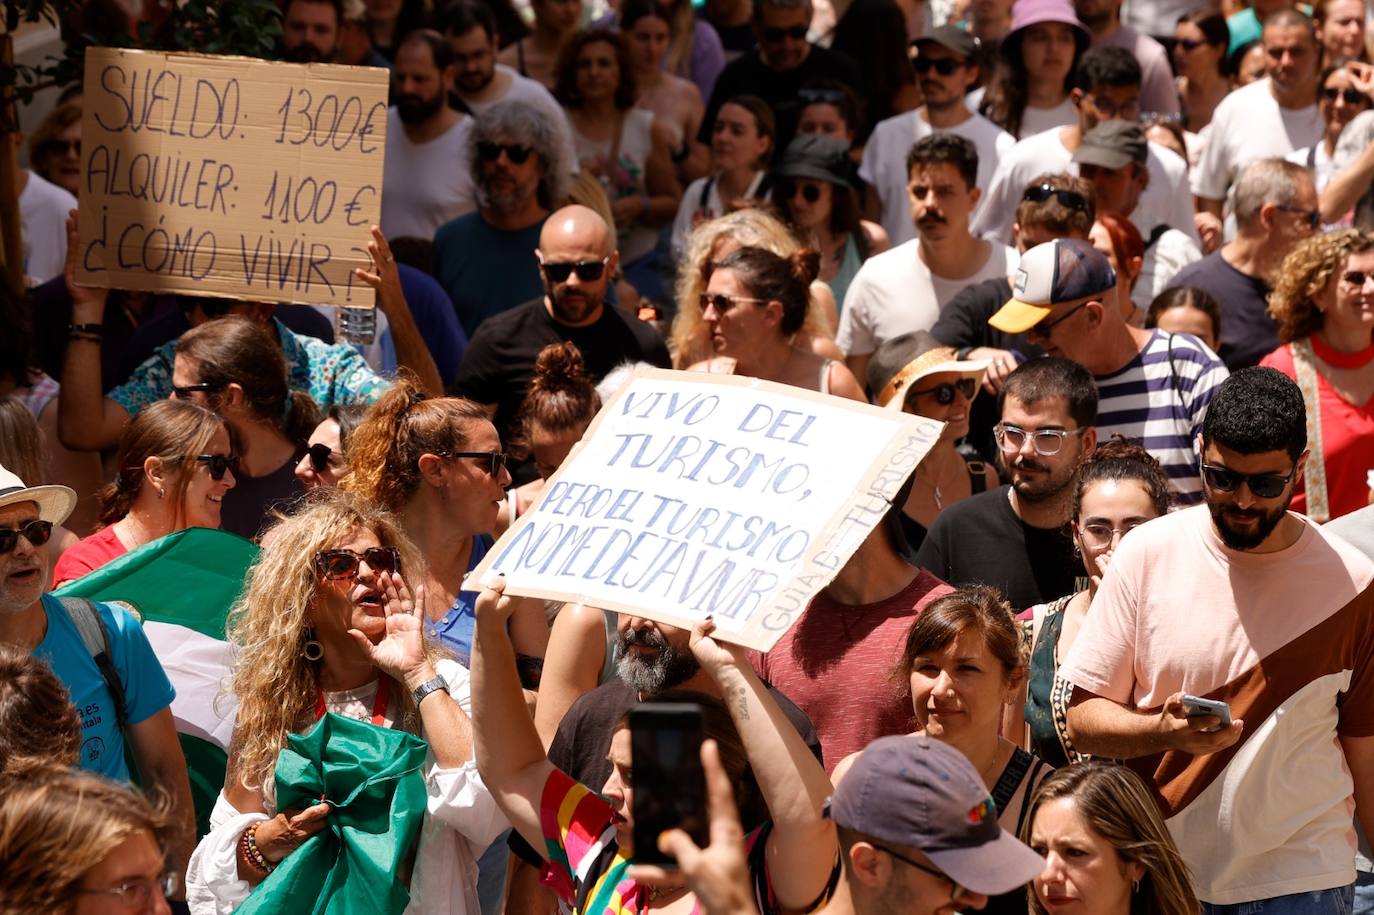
[1094,330,1229,504]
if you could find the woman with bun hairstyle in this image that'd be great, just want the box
[53,400,237,587]
[689,245,866,400]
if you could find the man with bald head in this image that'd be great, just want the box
[451,204,671,481]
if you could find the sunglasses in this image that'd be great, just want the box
[1201,463,1296,499]
[1276,204,1321,229]
[306,442,338,473]
[912,56,964,75]
[1033,299,1093,338]
[435,450,509,476]
[779,181,822,203]
[700,292,768,314]
[762,25,808,42]
[171,382,221,399]
[1021,184,1091,215]
[1323,86,1368,105]
[1343,270,1374,288]
[40,138,81,157]
[1176,37,1209,52]
[195,453,239,481]
[315,546,402,580]
[0,519,53,554]
[908,377,977,405]
[541,256,610,283]
[476,141,533,164]
[798,87,847,104]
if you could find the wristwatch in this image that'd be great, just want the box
[411,676,448,706]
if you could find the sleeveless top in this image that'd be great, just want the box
[1023,594,1086,769]
[897,450,989,552]
[829,234,864,313]
[574,108,658,263]
[982,746,1054,915]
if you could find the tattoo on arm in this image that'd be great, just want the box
[726,683,750,721]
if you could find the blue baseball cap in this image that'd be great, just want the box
[990,238,1117,334]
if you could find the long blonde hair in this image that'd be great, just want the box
[670,209,834,366]
[225,489,438,791]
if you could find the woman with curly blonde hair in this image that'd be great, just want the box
[1261,229,1374,521]
[670,208,843,367]
[185,489,505,914]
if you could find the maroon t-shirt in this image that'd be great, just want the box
[750,569,952,772]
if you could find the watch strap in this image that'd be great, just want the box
[411,675,448,706]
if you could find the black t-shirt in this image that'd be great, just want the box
[220,448,306,541]
[1165,250,1276,370]
[451,297,671,465]
[698,46,862,152]
[914,485,1077,611]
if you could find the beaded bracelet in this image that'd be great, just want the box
[240,822,274,876]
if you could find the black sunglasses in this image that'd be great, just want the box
[908,377,977,405]
[1176,37,1209,52]
[762,25,808,42]
[699,291,768,313]
[1323,86,1368,105]
[779,181,822,203]
[195,453,239,481]
[798,87,847,104]
[1033,299,1093,338]
[477,141,533,164]
[912,57,964,75]
[0,519,53,554]
[1276,204,1321,228]
[315,547,402,581]
[1021,184,1091,215]
[306,442,337,473]
[1343,270,1373,288]
[1201,463,1297,500]
[541,257,609,283]
[40,138,80,157]
[171,382,221,399]
[435,450,509,476]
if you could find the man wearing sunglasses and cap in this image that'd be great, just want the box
[0,465,195,902]
[1060,367,1374,914]
[989,237,1227,504]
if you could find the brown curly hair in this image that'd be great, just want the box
[553,29,638,111]
[1268,229,1374,343]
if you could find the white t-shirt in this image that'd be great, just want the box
[20,170,75,286]
[1135,225,1202,314]
[1191,78,1322,201]
[837,238,1018,356]
[860,107,1015,246]
[971,127,1198,247]
[381,108,476,240]
[1017,98,1079,139]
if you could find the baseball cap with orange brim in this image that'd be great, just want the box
[989,238,1116,335]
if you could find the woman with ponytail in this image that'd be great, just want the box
[53,400,236,587]
[689,245,866,400]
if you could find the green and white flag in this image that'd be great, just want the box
[55,527,259,836]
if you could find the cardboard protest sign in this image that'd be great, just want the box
[470,369,943,651]
[75,48,388,306]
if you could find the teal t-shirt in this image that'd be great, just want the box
[35,594,176,780]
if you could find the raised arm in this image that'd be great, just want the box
[690,619,837,910]
[355,227,443,396]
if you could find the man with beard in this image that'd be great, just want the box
[1061,367,1374,913]
[860,27,1014,246]
[381,31,476,239]
[839,133,1018,389]
[451,205,670,481]
[916,358,1097,608]
[281,0,341,63]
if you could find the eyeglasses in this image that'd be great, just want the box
[908,378,977,405]
[1343,270,1374,288]
[761,24,808,42]
[994,423,1086,456]
[77,873,178,908]
[700,292,768,314]
[1201,463,1297,500]
[435,450,509,476]
[1084,94,1140,120]
[315,546,402,580]
[778,181,822,203]
[1020,184,1091,215]
[0,519,53,554]
[1032,300,1094,339]
[1078,520,1146,548]
[871,844,972,907]
[1323,86,1369,105]
[306,442,339,473]
[912,56,964,75]
[1276,204,1321,229]
[195,453,239,481]
[39,138,81,157]
[541,256,610,283]
[171,382,221,399]
[477,141,533,164]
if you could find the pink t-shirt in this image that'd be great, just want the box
[750,569,952,773]
[1060,505,1374,904]
[52,525,128,587]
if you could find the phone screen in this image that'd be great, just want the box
[629,702,708,866]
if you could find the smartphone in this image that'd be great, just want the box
[1180,695,1232,732]
[629,702,708,866]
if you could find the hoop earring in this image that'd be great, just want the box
[303,629,324,661]
[1132,878,1141,894]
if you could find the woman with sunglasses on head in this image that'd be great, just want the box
[53,400,237,588]
[620,0,710,184]
[185,489,504,914]
[1016,439,1170,767]
[867,332,999,552]
[1173,10,1230,135]
[1022,762,1202,915]
[1260,229,1374,521]
[295,405,368,492]
[1289,60,1374,219]
[688,246,866,400]
[770,134,889,311]
[979,0,1090,140]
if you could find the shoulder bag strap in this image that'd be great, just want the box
[57,596,129,730]
[990,746,1033,814]
[1291,338,1330,522]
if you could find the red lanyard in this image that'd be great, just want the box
[315,678,390,726]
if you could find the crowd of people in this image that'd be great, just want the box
[4,0,1374,912]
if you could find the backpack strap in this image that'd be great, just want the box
[56,597,129,731]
